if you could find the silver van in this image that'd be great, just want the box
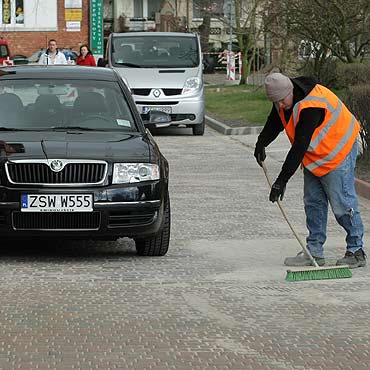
[103,32,205,135]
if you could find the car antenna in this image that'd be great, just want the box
[41,139,48,160]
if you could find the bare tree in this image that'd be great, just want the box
[233,0,274,84]
[192,0,215,52]
[286,0,370,63]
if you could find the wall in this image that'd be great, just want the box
[1,0,89,57]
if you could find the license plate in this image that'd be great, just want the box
[142,106,172,114]
[21,194,93,212]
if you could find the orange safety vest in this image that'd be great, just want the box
[278,84,360,177]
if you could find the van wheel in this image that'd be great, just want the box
[134,196,171,256]
[192,120,205,136]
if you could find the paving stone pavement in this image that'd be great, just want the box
[0,126,370,369]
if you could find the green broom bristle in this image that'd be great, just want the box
[286,266,352,282]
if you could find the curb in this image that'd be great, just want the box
[205,115,263,136]
[205,114,370,201]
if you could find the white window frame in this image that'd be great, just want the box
[1,0,24,27]
[0,0,57,32]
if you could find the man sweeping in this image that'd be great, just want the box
[254,72,366,269]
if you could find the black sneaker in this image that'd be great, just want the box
[336,249,366,268]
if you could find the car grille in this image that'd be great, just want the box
[6,161,107,185]
[12,211,101,230]
[135,101,179,105]
[0,213,5,226]
[108,210,157,227]
[132,88,183,96]
[131,88,151,96]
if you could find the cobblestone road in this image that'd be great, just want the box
[1,126,370,369]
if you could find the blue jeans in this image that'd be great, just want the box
[303,141,364,258]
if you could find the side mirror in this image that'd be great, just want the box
[97,58,107,67]
[147,110,171,128]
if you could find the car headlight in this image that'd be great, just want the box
[113,163,160,184]
[183,77,202,95]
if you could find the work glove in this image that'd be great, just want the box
[269,180,286,202]
[254,142,266,167]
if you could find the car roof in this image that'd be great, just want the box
[112,32,197,38]
[0,65,118,81]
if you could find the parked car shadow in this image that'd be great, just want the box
[148,126,195,136]
[0,238,138,261]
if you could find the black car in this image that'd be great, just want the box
[0,65,171,256]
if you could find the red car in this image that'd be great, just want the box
[0,39,12,65]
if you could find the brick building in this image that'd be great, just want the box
[0,0,89,57]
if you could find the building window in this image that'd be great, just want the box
[1,0,23,25]
[133,0,162,19]
[133,0,143,18]
[147,0,161,20]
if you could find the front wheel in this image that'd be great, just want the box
[192,119,205,136]
[134,195,171,256]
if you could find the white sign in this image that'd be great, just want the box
[2,58,14,66]
[66,21,81,32]
[65,0,82,8]
[21,194,93,212]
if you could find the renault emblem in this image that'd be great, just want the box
[153,89,161,98]
[50,160,63,172]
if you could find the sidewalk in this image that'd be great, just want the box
[204,72,264,136]
[204,73,370,201]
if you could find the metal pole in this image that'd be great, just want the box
[186,0,190,31]
[227,0,232,80]
[228,1,232,55]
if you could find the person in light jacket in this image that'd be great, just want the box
[38,39,67,65]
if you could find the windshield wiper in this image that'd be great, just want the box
[0,127,29,131]
[51,126,99,131]
[114,62,142,68]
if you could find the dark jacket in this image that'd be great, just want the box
[257,76,325,185]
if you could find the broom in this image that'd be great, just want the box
[261,162,352,282]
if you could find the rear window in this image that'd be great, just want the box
[112,35,200,68]
[0,79,137,131]
[0,44,9,58]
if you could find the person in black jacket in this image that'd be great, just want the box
[254,72,365,268]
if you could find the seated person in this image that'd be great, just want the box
[29,95,64,127]
[0,93,25,126]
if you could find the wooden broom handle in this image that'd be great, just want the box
[261,162,319,268]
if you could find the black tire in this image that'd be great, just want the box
[192,119,205,136]
[135,196,171,256]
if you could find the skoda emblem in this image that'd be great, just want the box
[153,89,161,98]
[50,160,63,172]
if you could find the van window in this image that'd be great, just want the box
[112,36,199,68]
[0,44,9,58]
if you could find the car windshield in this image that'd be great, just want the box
[0,79,137,131]
[112,35,199,68]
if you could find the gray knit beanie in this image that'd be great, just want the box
[265,73,293,102]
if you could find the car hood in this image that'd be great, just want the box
[0,131,150,162]
[113,67,201,89]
